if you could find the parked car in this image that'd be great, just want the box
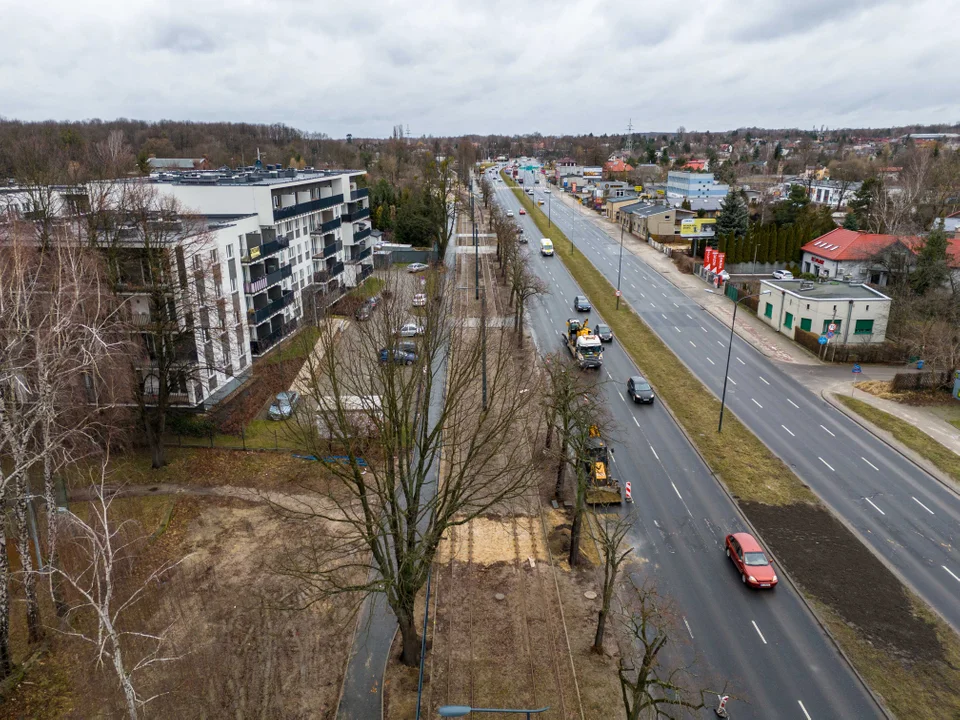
[519,234,528,244]
[379,348,416,365]
[397,341,417,354]
[573,295,591,312]
[626,376,655,404]
[268,391,300,420]
[506,211,514,218]
[725,533,778,588]
[595,323,613,342]
[773,269,794,280]
[413,293,427,307]
[544,188,551,194]
[519,208,526,215]
[355,303,372,321]
[407,262,429,273]
[396,322,425,337]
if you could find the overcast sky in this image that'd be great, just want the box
[2,0,959,138]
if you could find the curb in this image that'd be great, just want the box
[821,390,960,498]
[528,180,892,720]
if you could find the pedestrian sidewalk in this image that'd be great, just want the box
[550,188,819,365]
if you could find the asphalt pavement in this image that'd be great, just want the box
[515,170,960,637]
[492,172,884,720]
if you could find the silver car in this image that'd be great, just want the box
[268,391,300,420]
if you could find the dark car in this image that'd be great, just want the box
[627,376,655,404]
[595,323,613,342]
[379,348,416,365]
[573,295,591,312]
[725,533,778,589]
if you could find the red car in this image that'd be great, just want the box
[725,533,777,588]
[519,208,526,215]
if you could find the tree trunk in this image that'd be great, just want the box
[144,410,167,469]
[593,609,607,652]
[396,606,421,667]
[108,625,140,720]
[554,455,566,499]
[0,532,11,679]
[43,444,68,618]
[517,302,525,348]
[569,509,582,567]
[14,494,42,643]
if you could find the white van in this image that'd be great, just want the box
[540,238,554,256]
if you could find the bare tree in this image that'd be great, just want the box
[618,579,724,720]
[591,514,632,653]
[277,270,541,666]
[479,175,493,210]
[52,463,187,720]
[426,155,458,263]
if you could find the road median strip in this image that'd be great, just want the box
[502,170,960,720]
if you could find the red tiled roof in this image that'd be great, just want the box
[802,228,960,267]
[603,159,634,172]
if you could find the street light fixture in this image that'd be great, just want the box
[709,288,771,433]
[438,705,550,719]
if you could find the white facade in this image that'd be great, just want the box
[758,279,891,344]
[666,172,729,200]
[802,180,861,208]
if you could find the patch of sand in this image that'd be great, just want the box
[438,515,546,566]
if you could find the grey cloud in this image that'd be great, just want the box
[150,22,218,54]
[725,0,889,42]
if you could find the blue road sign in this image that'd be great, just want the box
[827,331,836,339]
[818,335,828,345]
[853,364,862,374]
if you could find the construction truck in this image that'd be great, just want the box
[584,425,622,505]
[563,318,603,369]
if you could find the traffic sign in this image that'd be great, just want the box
[827,331,835,339]
[853,364,862,374]
[818,335,828,345]
[615,290,622,297]
[828,323,838,332]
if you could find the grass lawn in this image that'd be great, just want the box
[501,172,813,506]
[951,419,960,431]
[836,394,960,484]
[264,325,321,365]
[350,275,385,299]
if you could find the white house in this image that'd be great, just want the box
[758,279,891,344]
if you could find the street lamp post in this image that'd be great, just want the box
[439,706,550,720]
[716,289,770,433]
[616,215,626,309]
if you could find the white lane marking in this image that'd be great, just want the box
[737,357,745,365]
[799,700,812,720]
[689,341,697,348]
[788,399,800,409]
[706,357,715,365]
[651,302,656,308]
[717,340,724,346]
[781,425,795,436]
[630,283,636,289]
[686,313,693,320]
[640,292,645,298]
[913,496,935,515]
[728,377,737,385]
[944,566,960,583]
[674,326,681,333]
[618,391,626,403]
[671,482,685,502]
[673,302,679,308]
[865,498,886,515]
[819,456,835,472]
[701,326,708,332]
[752,620,767,644]
[759,376,770,385]
[820,425,835,437]
[751,398,762,408]
[862,457,879,471]
[662,292,667,297]
[611,454,617,464]
[683,617,694,639]
[633,416,640,427]
[662,313,668,320]
[650,445,660,460]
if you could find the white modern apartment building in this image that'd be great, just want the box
[666,171,729,200]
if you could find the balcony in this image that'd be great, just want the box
[329,261,344,277]
[354,226,371,242]
[351,188,369,201]
[241,236,290,264]
[244,264,293,294]
[320,216,342,234]
[250,318,299,356]
[359,264,373,281]
[342,206,370,223]
[273,194,344,222]
[131,312,153,327]
[359,246,372,260]
[323,240,342,258]
[142,391,191,405]
[247,290,295,325]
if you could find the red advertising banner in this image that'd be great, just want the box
[704,247,715,271]
[716,252,726,273]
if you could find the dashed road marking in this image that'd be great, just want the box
[865,497,885,515]
[737,357,745,365]
[821,425,835,437]
[751,398,762,408]
[819,456,835,472]
[633,416,640,427]
[781,425,795,436]
[689,341,696,348]
[944,566,960,583]
[706,357,715,365]
[787,399,799,409]
[759,376,769,385]
[862,457,879,471]
[799,700,812,720]
[913,496,935,515]
[752,620,767,644]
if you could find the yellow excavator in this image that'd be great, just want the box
[583,425,623,505]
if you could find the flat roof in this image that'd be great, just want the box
[761,279,891,301]
[149,167,364,187]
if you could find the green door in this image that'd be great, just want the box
[800,317,812,332]
[784,312,793,329]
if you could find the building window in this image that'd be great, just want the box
[764,302,773,319]
[800,318,812,332]
[784,312,793,329]
[210,249,219,263]
[822,319,842,333]
[854,319,874,335]
[227,243,234,258]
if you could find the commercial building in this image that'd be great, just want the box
[605,194,642,222]
[665,171,729,200]
[758,279,891,344]
[626,203,694,241]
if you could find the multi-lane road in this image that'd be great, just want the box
[490,174,884,719]
[513,168,960,637]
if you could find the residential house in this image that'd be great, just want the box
[626,203,694,241]
[603,159,634,178]
[800,179,862,209]
[758,279,891,344]
[682,159,708,171]
[938,211,960,238]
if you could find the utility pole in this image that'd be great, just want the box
[616,216,625,309]
[481,288,488,410]
[472,190,479,300]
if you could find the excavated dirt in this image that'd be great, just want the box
[743,501,944,663]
